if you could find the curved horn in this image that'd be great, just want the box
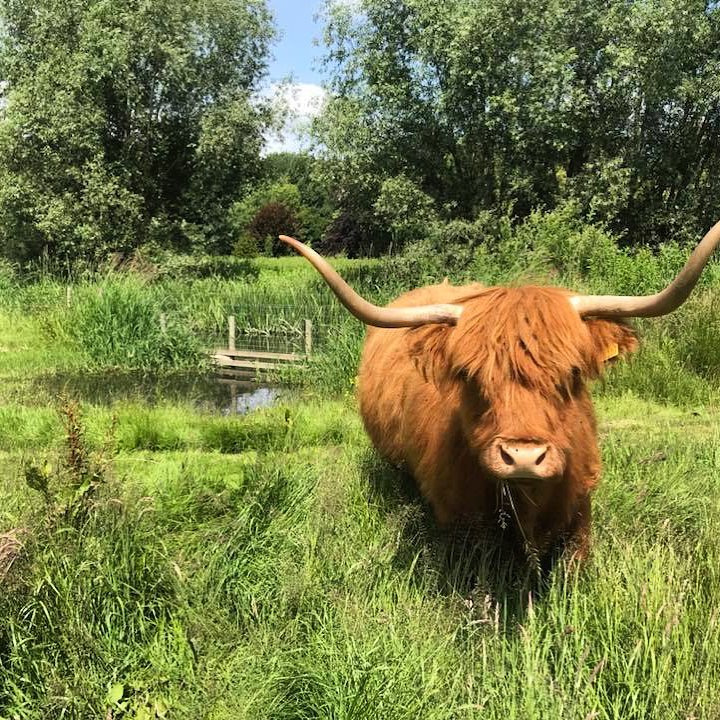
[571,219,720,318]
[279,235,463,328]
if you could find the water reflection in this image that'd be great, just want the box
[26,371,282,415]
[225,384,280,416]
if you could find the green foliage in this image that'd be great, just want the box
[385,217,491,288]
[0,258,18,295]
[143,254,261,282]
[316,0,720,249]
[0,0,275,263]
[58,279,204,371]
[230,180,311,255]
[233,234,261,258]
[373,174,438,249]
[262,152,335,244]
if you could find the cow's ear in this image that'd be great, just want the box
[584,318,639,370]
[406,324,455,387]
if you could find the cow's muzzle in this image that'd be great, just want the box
[486,440,564,482]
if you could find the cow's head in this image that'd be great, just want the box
[279,220,720,484]
[406,285,638,483]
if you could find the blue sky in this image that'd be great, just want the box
[267,0,325,85]
[263,0,331,153]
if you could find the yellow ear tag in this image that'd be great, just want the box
[601,342,619,363]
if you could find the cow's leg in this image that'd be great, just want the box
[565,494,592,564]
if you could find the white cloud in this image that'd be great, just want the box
[263,82,328,155]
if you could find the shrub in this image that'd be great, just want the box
[317,210,372,257]
[373,175,438,250]
[233,234,260,259]
[230,181,313,254]
[248,202,302,256]
[136,253,260,282]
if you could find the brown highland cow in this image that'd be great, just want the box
[280,221,720,561]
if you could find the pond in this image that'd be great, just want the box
[24,371,283,416]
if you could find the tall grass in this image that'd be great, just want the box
[53,278,205,370]
[2,395,720,717]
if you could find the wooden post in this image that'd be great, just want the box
[228,315,236,351]
[160,313,167,334]
[304,319,313,357]
[230,381,237,414]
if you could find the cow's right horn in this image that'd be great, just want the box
[570,219,720,318]
[279,235,463,328]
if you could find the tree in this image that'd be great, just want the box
[373,174,437,250]
[0,0,275,263]
[248,202,302,255]
[229,180,305,255]
[260,152,336,246]
[315,0,720,250]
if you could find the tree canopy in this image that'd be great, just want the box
[0,0,274,262]
[315,0,720,251]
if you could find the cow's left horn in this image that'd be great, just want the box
[570,219,720,318]
[279,236,463,327]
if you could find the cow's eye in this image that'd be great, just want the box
[557,367,582,399]
[570,366,584,391]
[455,368,470,382]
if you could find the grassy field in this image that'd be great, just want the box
[2,219,720,717]
[1,376,719,717]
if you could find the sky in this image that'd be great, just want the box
[267,0,325,86]
[263,0,329,154]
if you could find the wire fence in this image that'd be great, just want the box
[207,302,348,356]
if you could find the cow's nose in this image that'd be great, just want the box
[489,441,560,480]
[499,442,549,469]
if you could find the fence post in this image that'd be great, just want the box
[304,319,313,357]
[228,315,236,352]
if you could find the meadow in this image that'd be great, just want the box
[2,212,720,718]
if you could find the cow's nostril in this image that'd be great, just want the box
[500,447,514,466]
[535,448,548,465]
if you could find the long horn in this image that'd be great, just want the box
[279,236,463,327]
[571,219,720,318]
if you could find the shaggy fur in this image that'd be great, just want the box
[358,283,638,560]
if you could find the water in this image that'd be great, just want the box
[24,371,282,415]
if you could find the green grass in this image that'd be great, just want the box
[1,389,720,718]
[4,223,720,717]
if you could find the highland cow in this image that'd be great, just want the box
[280,221,720,560]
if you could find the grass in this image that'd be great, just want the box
[3,215,720,716]
[1,388,720,718]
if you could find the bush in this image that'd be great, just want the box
[373,175,438,250]
[382,213,505,289]
[126,252,260,282]
[318,210,374,257]
[233,234,260,259]
[230,181,315,255]
[248,202,302,256]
